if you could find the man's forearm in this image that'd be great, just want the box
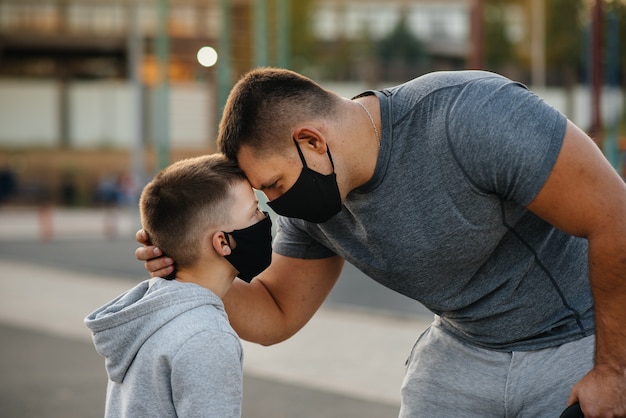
[223,279,293,345]
[588,233,626,371]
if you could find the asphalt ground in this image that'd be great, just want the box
[0,206,433,418]
[0,323,404,418]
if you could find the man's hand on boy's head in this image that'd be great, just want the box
[135,229,175,278]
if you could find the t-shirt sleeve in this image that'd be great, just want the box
[446,76,568,206]
[272,215,337,259]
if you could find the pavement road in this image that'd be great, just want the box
[0,236,430,320]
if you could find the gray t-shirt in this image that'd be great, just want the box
[273,70,594,351]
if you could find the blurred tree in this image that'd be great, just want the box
[231,0,316,77]
[484,0,515,72]
[606,0,626,94]
[322,33,354,80]
[542,0,585,121]
[545,0,585,87]
[353,26,379,86]
[605,0,626,141]
[375,12,428,81]
[289,0,318,73]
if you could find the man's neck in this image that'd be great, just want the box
[336,96,382,193]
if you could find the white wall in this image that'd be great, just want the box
[169,83,213,149]
[0,79,214,150]
[0,79,59,147]
[70,81,133,148]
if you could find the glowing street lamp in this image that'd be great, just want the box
[197,46,218,68]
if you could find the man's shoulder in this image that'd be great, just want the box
[373,70,515,113]
[398,70,513,94]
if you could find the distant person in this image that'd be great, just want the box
[94,174,118,207]
[86,154,273,418]
[59,172,77,207]
[0,164,17,204]
[114,173,134,206]
[136,68,626,417]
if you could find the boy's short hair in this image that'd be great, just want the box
[140,153,247,270]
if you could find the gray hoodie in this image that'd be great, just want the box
[85,278,243,418]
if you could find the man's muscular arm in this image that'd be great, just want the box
[526,121,626,418]
[223,253,344,345]
[135,229,344,345]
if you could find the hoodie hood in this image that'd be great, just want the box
[84,278,225,383]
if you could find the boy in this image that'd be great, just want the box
[85,154,272,418]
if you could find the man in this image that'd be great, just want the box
[137,68,626,417]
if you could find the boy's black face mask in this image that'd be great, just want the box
[267,140,342,224]
[223,213,272,283]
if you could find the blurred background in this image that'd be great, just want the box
[0,2,625,416]
[0,0,624,212]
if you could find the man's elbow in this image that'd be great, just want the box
[248,326,298,346]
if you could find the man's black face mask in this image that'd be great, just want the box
[267,140,342,223]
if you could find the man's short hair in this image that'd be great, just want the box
[218,67,338,162]
[140,153,247,270]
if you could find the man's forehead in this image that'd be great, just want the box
[237,146,280,188]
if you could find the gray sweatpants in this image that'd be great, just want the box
[399,317,594,418]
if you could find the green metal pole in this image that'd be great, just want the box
[603,9,621,173]
[276,0,290,68]
[217,0,232,135]
[154,0,170,170]
[128,0,146,227]
[254,0,269,67]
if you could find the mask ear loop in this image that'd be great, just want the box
[223,233,233,247]
[292,138,335,170]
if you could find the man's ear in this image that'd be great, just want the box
[212,231,232,256]
[293,126,327,153]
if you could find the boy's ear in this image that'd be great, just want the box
[212,231,232,256]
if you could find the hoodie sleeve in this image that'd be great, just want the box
[171,330,243,418]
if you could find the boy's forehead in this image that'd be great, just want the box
[230,180,256,201]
